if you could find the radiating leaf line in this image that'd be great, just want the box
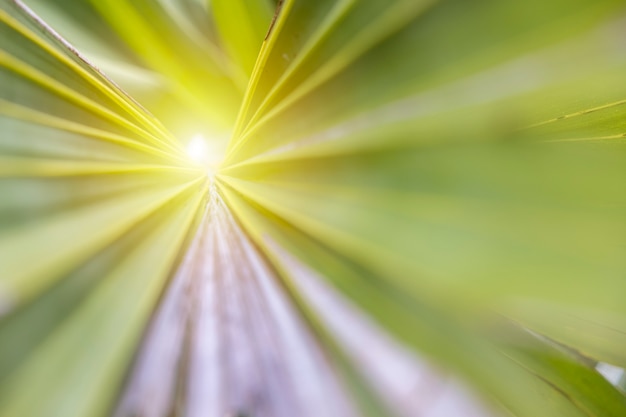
[237,0,438,143]
[119,184,361,417]
[1,1,625,416]
[0,50,183,156]
[157,0,244,89]
[498,351,595,417]
[228,0,356,140]
[527,99,626,129]
[218,175,626,315]
[223,23,626,167]
[0,1,181,147]
[114,201,210,417]
[208,194,299,416]
[219,169,623,416]
[217,174,447,310]
[545,134,626,143]
[218,183,612,417]
[89,0,244,129]
[0,157,203,177]
[266,240,500,417]
[210,0,273,75]
[256,0,356,93]
[225,5,626,168]
[0,99,189,164]
[225,0,439,164]
[214,207,357,417]
[222,61,548,167]
[505,302,626,368]
[492,321,626,417]
[556,314,626,338]
[204,186,377,417]
[229,0,293,141]
[0,186,205,417]
[0,176,206,311]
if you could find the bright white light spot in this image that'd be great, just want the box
[597,362,625,385]
[186,133,211,164]
[185,133,226,176]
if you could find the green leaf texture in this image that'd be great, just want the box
[1,0,625,416]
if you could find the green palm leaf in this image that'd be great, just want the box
[1,0,625,416]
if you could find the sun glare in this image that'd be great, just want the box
[185,133,225,175]
[186,133,210,164]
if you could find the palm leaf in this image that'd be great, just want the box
[1,0,625,416]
